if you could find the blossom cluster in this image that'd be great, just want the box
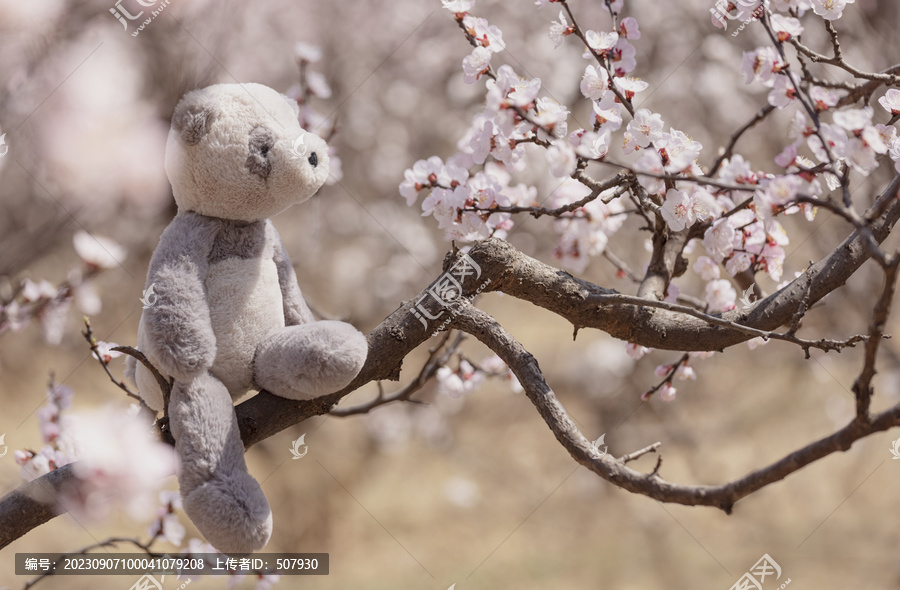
[14,381,78,481]
[0,231,125,344]
[404,0,900,403]
[436,354,522,399]
[15,384,177,522]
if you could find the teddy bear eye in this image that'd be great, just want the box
[308,152,318,168]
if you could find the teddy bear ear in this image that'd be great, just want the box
[171,93,219,146]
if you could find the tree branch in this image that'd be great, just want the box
[447,302,900,514]
[2,175,898,549]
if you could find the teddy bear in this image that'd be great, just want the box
[125,82,368,554]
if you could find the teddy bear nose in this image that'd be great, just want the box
[308,152,317,168]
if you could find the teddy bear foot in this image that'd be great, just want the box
[254,320,368,400]
[182,471,274,554]
[168,371,274,554]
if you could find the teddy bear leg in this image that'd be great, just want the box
[254,320,368,400]
[169,371,273,553]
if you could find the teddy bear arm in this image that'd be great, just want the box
[270,224,314,326]
[143,214,220,382]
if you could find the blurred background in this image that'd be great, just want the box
[2,0,900,588]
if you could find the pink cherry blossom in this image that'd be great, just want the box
[658,383,677,402]
[626,109,664,148]
[761,175,803,207]
[661,189,694,231]
[147,510,186,546]
[462,46,492,84]
[716,154,758,185]
[693,256,721,281]
[21,279,56,302]
[770,14,803,40]
[534,97,569,138]
[811,0,855,20]
[546,142,577,178]
[293,42,322,63]
[400,156,448,205]
[92,340,123,364]
[674,364,696,381]
[725,252,753,277]
[768,72,799,109]
[59,406,177,521]
[73,231,126,270]
[774,143,798,168]
[747,336,768,350]
[580,64,609,101]
[610,39,638,75]
[760,242,786,281]
[507,77,541,108]
[664,283,680,304]
[437,360,484,399]
[832,106,873,132]
[574,130,611,160]
[705,279,737,312]
[807,122,847,163]
[809,86,839,111]
[462,15,506,52]
[618,17,641,39]
[742,47,783,87]
[873,124,897,151]
[585,30,618,53]
[592,101,623,132]
[656,128,702,173]
[633,150,665,195]
[704,218,736,261]
[612,77,648,101]
[548,10,574,48]
[552,183,625,273]
[878,89,900,115]
[442,0,476,13]
[890,138,900,174]
[625,342,652,359]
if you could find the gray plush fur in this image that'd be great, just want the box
[131,83,368,554]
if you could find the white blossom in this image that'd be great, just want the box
[73,231,126,270]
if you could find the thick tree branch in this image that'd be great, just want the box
[2,175,898,549]
[853,255,899,418]
[447,302,900,513]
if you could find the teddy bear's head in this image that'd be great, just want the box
[164,83,330,221]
